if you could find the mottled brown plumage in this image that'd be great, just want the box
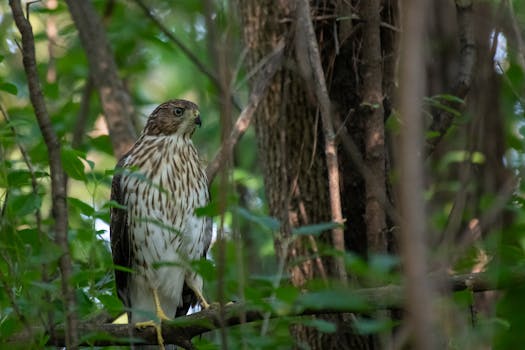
[110,99,212,344]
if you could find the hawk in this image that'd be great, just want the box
[110,99,212,348]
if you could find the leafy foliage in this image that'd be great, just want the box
[0,1,524,349]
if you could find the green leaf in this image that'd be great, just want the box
[103,200,126,210]
[61,147,86,181]
[353,317,395,335]
[292,222,343,236]
[97,294,124,313]
[30,281,59,293]
[369,254,399,273]
[385,111,401,133]
[7,169,33,187]
[89,135,114,156]
[195,201,220,217]
[425,130,440,139]
[68,197,95,216]
[30,239,63,265]
[434,94,464,104]
[7,192,42,216]
[298,318,337,334]
[296,290,369,312]
[424,96,461,117]
[235,206,280,231]
[0,82,18,96]
[275,285,300,303]
[190,259,216,280]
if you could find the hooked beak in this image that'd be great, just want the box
[195,115,202,127]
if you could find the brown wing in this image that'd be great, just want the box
[110,159,132,308]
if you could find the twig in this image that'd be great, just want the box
[336,124,401,225]
[397,0,436,348]
[425,0,476,156]
[10,268,525,348]
[8,1,78,348]
[206,40,285,185]
[72,76,94,148]
[64,0,137,159]
[295,0,347,283]
[45,0,58,83]
[132,0,242,111]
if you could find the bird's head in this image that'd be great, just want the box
[142,99,202,137]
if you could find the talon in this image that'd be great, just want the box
[190,286,210,309]
[134,288,171,350]
[135,320,165,350]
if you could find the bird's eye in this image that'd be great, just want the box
[173,107,185,117]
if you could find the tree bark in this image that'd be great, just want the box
[65,0,137,159]
[360,0,387,254]
[239,1,376,348]
[9,1,78,348]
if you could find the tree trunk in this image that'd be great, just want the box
[238,1,397,348]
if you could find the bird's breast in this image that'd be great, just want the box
[121,136,209,282]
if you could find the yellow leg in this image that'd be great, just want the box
[135,288,170,350]
[193,288,210,309]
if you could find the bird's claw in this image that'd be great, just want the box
[135,320,165,350]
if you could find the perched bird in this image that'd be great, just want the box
[110,99,212,349]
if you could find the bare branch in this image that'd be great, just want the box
[132,0,242,111]
[425,0,476,156]
[72,76,94,149]
[8,0,78,348]
[11,269,525,348]
[64,0,137,159]
[295,0,347,284]
[206,41,285,184]
[397,0,436,347]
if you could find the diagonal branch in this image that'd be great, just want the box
[132,0,242,111]
[8,1,78,348]
[206,40,285,185]
[295,0,347,283]
[65,0,137,159]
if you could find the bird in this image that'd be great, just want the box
[110,99,212,349]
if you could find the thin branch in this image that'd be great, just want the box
[397,0,436,348]
[295,0,347,283]
[132,0,242,111]
[8,1,78,348]
[425,0,476,156]
[11,268,525,348]
[65,0,137,159]
[206,41,285,185]
[72,75,94,149]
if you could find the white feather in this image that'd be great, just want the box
[121,134,208,323]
